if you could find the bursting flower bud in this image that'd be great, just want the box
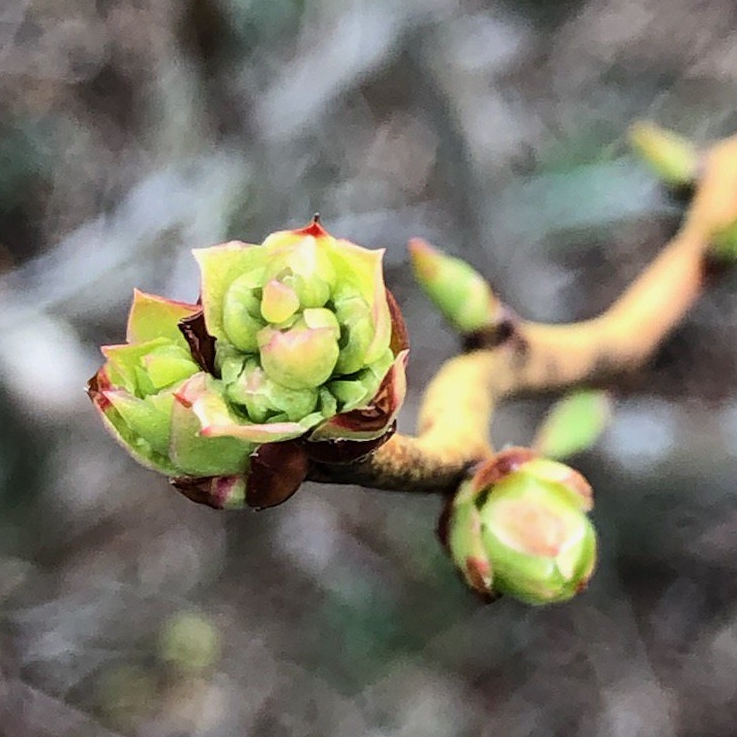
[444,448,597,605]
[88,220,408,509]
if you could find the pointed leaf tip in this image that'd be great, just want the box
[127,290,199,346]
[292,216,330,239]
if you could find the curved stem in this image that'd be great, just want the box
[311,131,737,493]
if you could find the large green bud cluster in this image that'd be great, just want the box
[444,448,597,605]
[88,220,408,509]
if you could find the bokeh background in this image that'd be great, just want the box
[2,0,737,734]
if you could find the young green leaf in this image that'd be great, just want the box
[533,389,612,460]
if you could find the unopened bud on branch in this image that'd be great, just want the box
[444,448,597,605]
[408,238,503,333]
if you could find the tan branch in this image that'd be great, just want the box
[310,131,737,493]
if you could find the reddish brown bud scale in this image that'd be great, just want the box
[465,556,493,594]
[86,368,114,412]
[470,447,537,493]
[245,440,310,509]
[178,310,218,374]
[170,475,244,510]
[303,423,395,464]
[386,289,410,355]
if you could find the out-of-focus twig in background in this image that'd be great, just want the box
[3,1,737,734]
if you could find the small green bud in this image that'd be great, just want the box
[629,122,699,187]
[262,232,335,307]
[445,448,596,605]
[327,377,371,409]
[222,273,264,352]
[333,295,374,374]
[260,279,300,323]
[225,357,318,422]
[285,272,331,309]
[258,312,340,389]
[408,238,503,333]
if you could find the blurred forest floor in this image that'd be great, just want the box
[2,0,737,735]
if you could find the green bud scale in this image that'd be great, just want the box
[88,220,408,509]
